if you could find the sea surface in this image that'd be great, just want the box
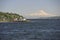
[0,19,60,40]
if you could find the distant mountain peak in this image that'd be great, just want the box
[29,10,57,17]
[38,10,57,17]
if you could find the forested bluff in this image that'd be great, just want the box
[0,12,25,22]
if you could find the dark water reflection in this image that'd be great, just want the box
[0,19,60,40]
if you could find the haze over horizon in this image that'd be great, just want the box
[0,0,60,19]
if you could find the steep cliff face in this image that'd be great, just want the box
[0,12,24,22]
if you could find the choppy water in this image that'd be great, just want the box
[0,19,60,40]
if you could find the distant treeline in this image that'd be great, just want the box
[0,12,24,22]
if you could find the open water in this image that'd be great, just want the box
[0,19,60,40]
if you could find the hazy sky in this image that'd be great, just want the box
[0,0,60,18]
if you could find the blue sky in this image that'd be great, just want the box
[0,0,60,18]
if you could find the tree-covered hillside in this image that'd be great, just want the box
[0,12,24,22]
